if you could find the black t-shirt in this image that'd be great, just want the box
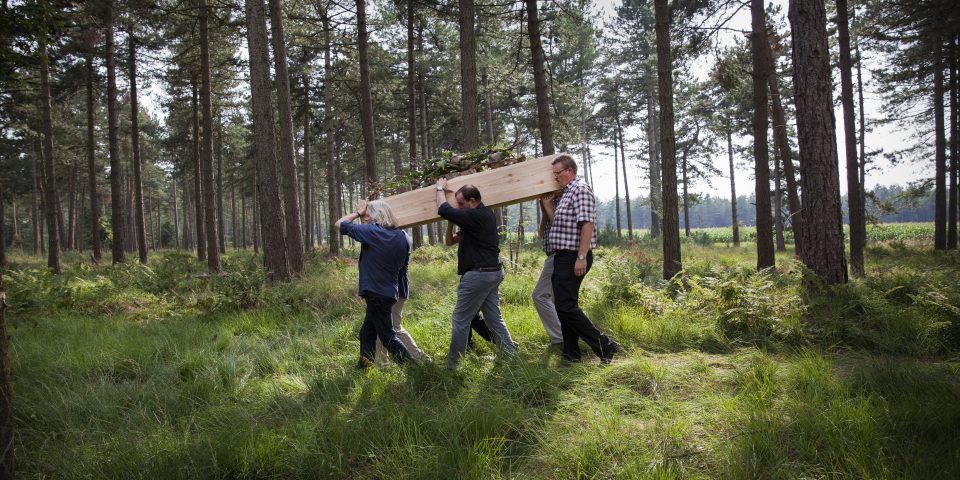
[438,201,500,275]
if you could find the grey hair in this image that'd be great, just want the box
[366,200,400,228]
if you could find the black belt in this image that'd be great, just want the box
[471,264,502,272]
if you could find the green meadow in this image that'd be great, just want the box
[4,230,959,478]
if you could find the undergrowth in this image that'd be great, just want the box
[3,243,959,478]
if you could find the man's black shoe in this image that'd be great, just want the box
[600,342,621,364]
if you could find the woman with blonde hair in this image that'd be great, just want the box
[335,199,425,368]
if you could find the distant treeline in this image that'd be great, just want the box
[586,184,936,231]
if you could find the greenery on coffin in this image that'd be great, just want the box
[371,143,526,198]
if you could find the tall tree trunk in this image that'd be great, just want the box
[949,37,958,249]
[231,176,238,250]
[934,37,948,250]
[252,174,261,254]
[199,0,220,273]
[241,192,247,249]
[773,143,786,251]
[171,180,180,249]
[323,13,341,256]
[247,0,289,279]
[682,148,690,236]
[86,52,101,263]
[182,179,192,249]
[526,0,554,155]
[765,32,803,255]
[613,134,621,237]
[125,171,135,252]
[655,0,681,279]
[39,38,61,273]
[356,0,378,193]
[647,96,662,239]
[302,72,314,252]
[268,0,304,274]
[836,0,864,274]
[751,0,775,270]
[31,149,40,255]
[728,128,740,246]
[216,121,226,253]
[67,162,78,250]
[409,1,423,249]
[460,0,480,150]
[616,100,633,238]
[34,141,46,256]
[856,27,867,210]
[789,0,847,284]
[128,33,148,264]
[191,80,205,261]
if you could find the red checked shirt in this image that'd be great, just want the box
[546,177,598,252]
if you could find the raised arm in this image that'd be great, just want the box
[335,199,367,230]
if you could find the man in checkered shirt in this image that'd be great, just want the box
[541,154,621,364]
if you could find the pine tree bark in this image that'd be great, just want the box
[765,32,803,255]
[323,13,340,256]
[246,0,289,280]
[67,162,78,250]
[751,0,775,270]
[728,128,740,246]
[86,52,102,263]
[408,1,422,249]
[172,180,180,249]
[948,37,958,249]
[789,0,847,284]
[231,175,238,250]
[199,0,220,271]
[460,0,480,150]
[647,95,662,239]
[934,37,948,250]
[616,100,633,238]
[268,0,304,275]
[613,133,621,236]
[773,145,786,251]
[31,150,40,255]
[216,121,226,253]
[526,0,554,155]
[128,33,148,264]
[356,0,378,193]
[106,6,124,264]
[191,80,206,261]
[302,72,314,252]
[655,0,681,279]
[40,37,61,274]
[837,0,864,274]
[682,148,690,236]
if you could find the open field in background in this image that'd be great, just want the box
[3,232,959,478]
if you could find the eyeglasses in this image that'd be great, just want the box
[552,168,569,178]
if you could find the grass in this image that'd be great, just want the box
[4,238,960,478]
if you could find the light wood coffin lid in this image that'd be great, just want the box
[383,153,567,229]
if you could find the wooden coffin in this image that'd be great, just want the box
[384,153,567,229]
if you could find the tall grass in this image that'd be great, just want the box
[4,243,959,478]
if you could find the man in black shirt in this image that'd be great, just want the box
[436,178,517,368]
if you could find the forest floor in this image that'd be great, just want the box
[4,236,959,479]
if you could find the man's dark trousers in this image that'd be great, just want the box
[551,250,616,361]
[359,294,412,367]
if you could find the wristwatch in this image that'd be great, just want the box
[577,254,586,261]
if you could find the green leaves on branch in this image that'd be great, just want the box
[371,144,525,198]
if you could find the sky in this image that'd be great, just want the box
[584,0,927,202]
